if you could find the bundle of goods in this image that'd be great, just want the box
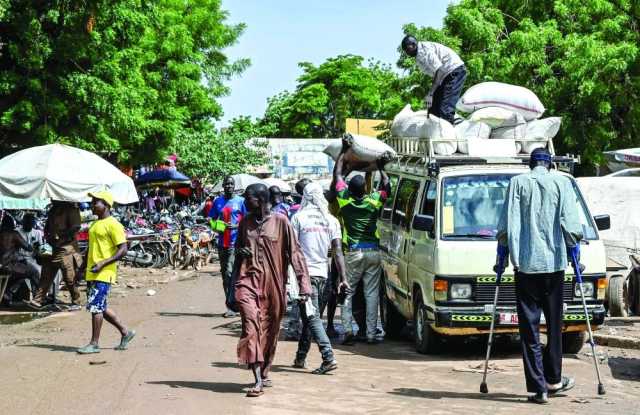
[323,133,397,172]
[390,104,458,155]
[389,82,561,156]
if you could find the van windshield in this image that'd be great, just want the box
[441,174,597,240]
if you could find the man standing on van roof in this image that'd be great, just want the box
[496,147,583,404]
[332,140,391,345]
[401,35,466,124]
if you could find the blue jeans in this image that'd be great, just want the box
[431,65,467,124]
[296,276,334,362]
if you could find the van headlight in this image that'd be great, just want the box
[575,282,594,298]
[450,283,472,300]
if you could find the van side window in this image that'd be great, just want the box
[392,178,420,229]
[380,174,399,220]
[421,180,437,217]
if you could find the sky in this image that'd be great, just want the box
[217,0,452,127]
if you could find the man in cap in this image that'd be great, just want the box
[77,191,135,354]
[209,176,247,317]
[401,34,466,124]
[496,148,583,404]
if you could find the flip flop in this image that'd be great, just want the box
[312,360,338,375]
[246,387,264,397]
[548,376,575,395]
[115,330,136,351]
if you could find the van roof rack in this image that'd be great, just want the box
[386,136,579,176]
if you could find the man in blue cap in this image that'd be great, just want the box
[496,147,583,404]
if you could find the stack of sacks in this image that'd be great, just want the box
[457,82,560,154]
[390,104,458,155]
[323,133,397,172]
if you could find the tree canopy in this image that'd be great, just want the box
[0,0,248,164]
[260,55,405,138]
[400,0,640,169]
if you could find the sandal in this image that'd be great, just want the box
[246,387,264,397]
[312,360,338,375]
[263,379,273,388]
[548,376,575,395]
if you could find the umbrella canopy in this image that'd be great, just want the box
[212,173,266,193]
[263,177,292,193]
[136,169,191,188]
[0,144,138,204]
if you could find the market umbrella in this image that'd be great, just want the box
[0,196,50,210]
[212,174,266,193]
[0,144,138,204]
[263,177,292,193]
[136,169,191,188]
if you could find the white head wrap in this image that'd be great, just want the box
[300,181,330,223]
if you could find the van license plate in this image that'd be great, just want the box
[498,313,545,325]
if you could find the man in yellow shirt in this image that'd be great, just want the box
[77,191,135,354]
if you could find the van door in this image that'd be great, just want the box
[407,179,438,309]
[378,174,399,302]
[391,177,422,314]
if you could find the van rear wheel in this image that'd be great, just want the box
[381,286,406,339]
[414,299,441,354]
[562,331,587,354]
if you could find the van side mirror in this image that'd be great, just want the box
[413,214,434,232]
[381,207,392,220]
[594,214,610,231]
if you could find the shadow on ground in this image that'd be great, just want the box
[389,387,527,404]
[210,361,303,374]
[608,357,640,382]
[157,312,220,318]
[19,343,78,353]
[146,380,248,394]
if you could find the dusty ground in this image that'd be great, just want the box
[2,265,640,415]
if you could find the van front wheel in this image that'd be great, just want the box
[381,286,406,339]
[414,299,441,354]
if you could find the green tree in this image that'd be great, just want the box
[261,55,405,138]
[0,0,248,164]
[400,0,640,169]
[172,116,269,181]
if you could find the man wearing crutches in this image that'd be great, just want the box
[495,148,583,404]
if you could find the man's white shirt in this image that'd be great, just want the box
[291,207,341,279]
[416,41,464,78]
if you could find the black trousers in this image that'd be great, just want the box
[431,65,467,124]
[515,271,564,394]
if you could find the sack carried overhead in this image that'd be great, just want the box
[323,133,397,172]
[457,82,545,121]
[455,120,491,154]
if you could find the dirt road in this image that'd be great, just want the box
[1,266,639,415]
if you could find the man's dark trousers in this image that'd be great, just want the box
[515,271,564,394]
[218,248,235,298]
[431,65,466,124]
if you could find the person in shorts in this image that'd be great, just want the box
[77,191,135,354]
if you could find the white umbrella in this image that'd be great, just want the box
[212,173,266,193]
[0,144,138,204]
[263,177,292,193]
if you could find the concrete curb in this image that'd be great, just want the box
[593,333,640,350]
